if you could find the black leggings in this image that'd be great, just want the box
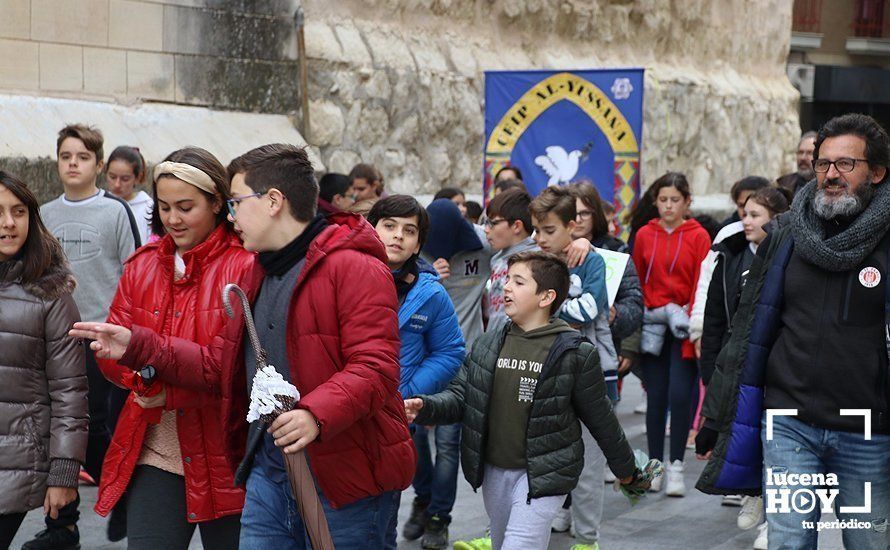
[127,466,240,550]
[0,512,26,550]
[641,334,698,463]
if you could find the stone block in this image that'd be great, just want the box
[127,51,174,101]
[39,43,83,92]
[163,5,294,62]
[304,20,341,62]
[174,54,298,114]
[83,47,126,95]
[363,29,415,70]
[109,0,163,51]
[333,24,371,66]
[308,99,344,146]
[0,38,38,90]
[0,0,30,40]
[31,0,108,47]
[326,148,360,174]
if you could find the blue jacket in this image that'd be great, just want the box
[398,262,465,397]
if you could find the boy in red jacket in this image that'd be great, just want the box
[71,144,415,548]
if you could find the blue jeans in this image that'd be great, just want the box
[761,413,890,549]
[412,423,461,520]
[240,465,399,550]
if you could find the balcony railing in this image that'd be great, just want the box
[852,0,887,37]
[793,0,823,33]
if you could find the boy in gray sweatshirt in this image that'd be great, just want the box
[26,124,138,549]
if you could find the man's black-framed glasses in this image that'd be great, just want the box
[813,158,868,174]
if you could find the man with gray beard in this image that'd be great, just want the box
[695,113,890,550]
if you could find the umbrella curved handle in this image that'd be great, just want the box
[223,283,267,369]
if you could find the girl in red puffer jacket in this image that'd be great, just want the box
[90,148,258,549]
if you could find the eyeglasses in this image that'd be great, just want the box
[226,192,265,218]
[484,218,509,229]
[813,158,868,174]
[576,210,593,220]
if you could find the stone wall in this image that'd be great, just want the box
[0,0,799,207]
[302,0,801,201]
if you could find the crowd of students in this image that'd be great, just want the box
[0,112,888,550]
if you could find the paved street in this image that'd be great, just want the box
[12,376,843,549]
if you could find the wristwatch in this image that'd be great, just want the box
[140,365,157,385]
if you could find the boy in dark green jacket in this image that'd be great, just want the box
[405,251,645,550]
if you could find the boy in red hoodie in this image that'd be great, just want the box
[631,172,710,497]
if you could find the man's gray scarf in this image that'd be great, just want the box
[791,179,890,271]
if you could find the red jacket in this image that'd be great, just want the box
[632,218,711,359]
[94,224,258,521]
[117,212,416,509]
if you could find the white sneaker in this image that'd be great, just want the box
[737,496,764,530]
[648,471,663,492]
[665,460,685,497]
[604,466,617,484]
[722,494,743,507]
[753,522,768,550]
[551,507,571,532]
[634,401,647,414]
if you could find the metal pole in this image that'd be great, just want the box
[295,7,311,142]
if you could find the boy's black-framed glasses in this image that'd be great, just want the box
[226,192,265,218]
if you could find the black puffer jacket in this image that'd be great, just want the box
[415,322,635,499]
[700,231,752,385]
[593,235,643,342]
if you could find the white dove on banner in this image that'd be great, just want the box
[535,142,596,186]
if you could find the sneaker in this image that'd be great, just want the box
[402,498,429,541]
[551,507,571,532]
[21,527,80,550]
[421,515,449,549]
[604,466,617,484]
[753,522,768,550]
[665,460,685,497]
[634,401,647,414]
[738,496,764,530]
[648,471,663,492]
[722,494,743,507]
[570,544,600,550]
[77,469,95,486]
[452,537,492,550]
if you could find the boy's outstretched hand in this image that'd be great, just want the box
[404,398,424,422]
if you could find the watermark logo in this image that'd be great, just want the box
[764,409,873,531]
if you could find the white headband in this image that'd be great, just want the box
[153,161,216,194]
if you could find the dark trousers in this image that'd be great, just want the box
[0,512,26,549]
[641,335,697,463]
[127,466,240,550]
[51,345,128,529]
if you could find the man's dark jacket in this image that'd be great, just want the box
[697,213,890,496]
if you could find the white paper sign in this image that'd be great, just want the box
[594,247,630,307]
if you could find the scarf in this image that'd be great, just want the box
[258,215,328,277]
[391,255,419,305]
[791,179,890,272]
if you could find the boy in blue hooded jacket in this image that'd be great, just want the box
[368,196,465,550]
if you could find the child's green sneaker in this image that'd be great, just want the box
[570,543,600,550]
[452,537,492,550]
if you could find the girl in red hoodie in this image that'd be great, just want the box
[631,172,711,497]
